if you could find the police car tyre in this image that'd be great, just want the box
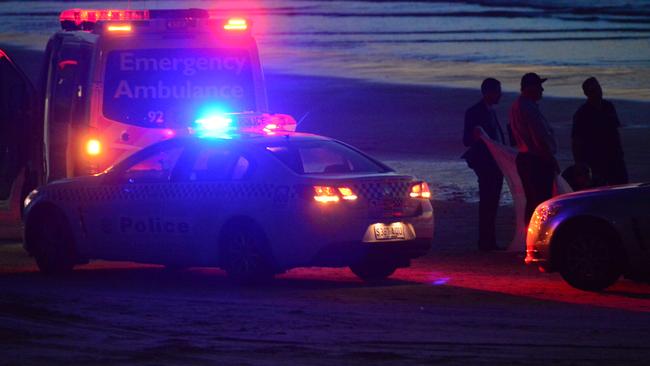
[349,258,398,282]
[558,225,623,291]
[220,220,274,284]
[28,207,76,274]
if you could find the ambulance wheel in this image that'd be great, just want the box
[350,258,398,282]
[29,208,76,274]
[221,221,274,284]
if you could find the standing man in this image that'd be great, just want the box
[510,73,558,223]
[572,77,628,186]
[462,78,507,251]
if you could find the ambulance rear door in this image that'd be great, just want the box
[0,49,38,236]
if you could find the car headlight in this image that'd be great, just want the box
[23,189,39,208]
[528,203,560,237]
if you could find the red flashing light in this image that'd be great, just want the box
[59,9,149,31]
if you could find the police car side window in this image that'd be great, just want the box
[124,147,184,183]
[266,141,388,175]
[189,148,251,181]
[301,147,351,174]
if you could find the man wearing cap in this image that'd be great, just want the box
[509,73,558,223]
[462,78,507,251]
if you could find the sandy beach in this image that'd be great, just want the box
[2,42,650,365]
[3,43,650,252]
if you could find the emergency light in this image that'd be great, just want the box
[59,8,250,34]
[60,9,149,31]
[192,113,297,138]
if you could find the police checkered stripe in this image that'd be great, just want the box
[46,182,275,202]
[351,179,413,200]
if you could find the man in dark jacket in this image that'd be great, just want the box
[572,77,628,186]
[462,78,507,251]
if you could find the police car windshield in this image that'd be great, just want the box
[103,48,255,128]
[266,140,390,175]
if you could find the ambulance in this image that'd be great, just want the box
[0,8,267,236]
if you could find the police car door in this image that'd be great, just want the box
[0,49,37,238]
[82,139,190,262]
[181,143,254,266]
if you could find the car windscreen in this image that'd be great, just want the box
[103,48,255,128]
[266,140,390,175]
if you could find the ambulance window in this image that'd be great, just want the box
[103,48,256,128]
[123,147,184,183]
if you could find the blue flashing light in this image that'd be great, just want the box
[194,114,234,138]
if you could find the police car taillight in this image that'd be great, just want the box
[313,186,358,203]
[59,9,149,31]
[410,182,431,199]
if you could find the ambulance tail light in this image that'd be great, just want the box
[224,18,248,31]
[85,139,102,156]
[313,186,358,203]
[410,182,431,199]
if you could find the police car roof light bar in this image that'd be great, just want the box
[192,113,297,138]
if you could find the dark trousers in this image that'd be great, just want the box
[516,153,556,223]
[473,162,503,249]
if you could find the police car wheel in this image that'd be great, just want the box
[221,222,274,284]
[349,258,398,282]
[558,227,622,291]
[31,210,76,274]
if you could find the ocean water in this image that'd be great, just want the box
[0,0,649,100]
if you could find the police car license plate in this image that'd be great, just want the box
[374,223,405,240]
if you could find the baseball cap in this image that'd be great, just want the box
[521,73,547,89]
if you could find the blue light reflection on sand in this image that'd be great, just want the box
[432,277,450,286]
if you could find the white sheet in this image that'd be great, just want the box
[476,127,572,252]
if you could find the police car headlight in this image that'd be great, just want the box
[528,203,560,238]
[23,189,39,208]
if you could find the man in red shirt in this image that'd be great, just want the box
[510,73,558,222]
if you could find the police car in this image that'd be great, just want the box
[23,114,434,282]
[526,183,650,291]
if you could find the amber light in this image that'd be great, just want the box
[107,24,132,32]
[410,182,431,199]
[224,18,248,31]
[86,139,102,156]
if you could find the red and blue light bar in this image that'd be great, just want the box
[192,112,297,138]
